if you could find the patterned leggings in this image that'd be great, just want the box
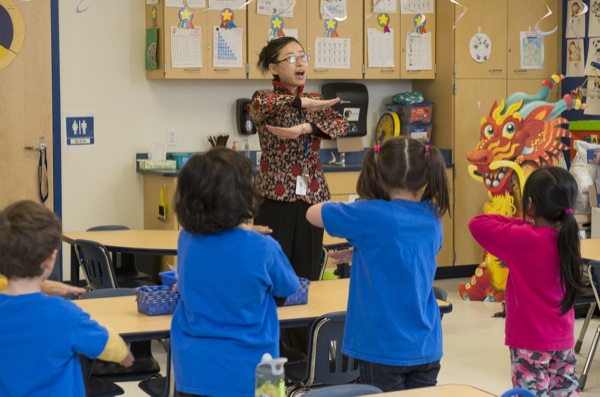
[510,347,579,397]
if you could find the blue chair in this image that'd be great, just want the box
[286,311,360,396]
[579,261,600,390]
[301,384,383,396]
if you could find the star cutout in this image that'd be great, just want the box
[272,17,283,29]
[326,19,337,30]
[222,9,233,22]
[180,8,192,21]
[378,14,389,25]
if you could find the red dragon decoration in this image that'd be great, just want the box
[458,74,584,301]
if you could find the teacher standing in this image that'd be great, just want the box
[249,37,348,281]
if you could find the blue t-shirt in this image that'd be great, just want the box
[322,199,443,366]
[172,228,299,397]
[0,293,109,396]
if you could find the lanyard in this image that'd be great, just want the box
[38,144,49,203]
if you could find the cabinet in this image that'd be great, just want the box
[413,0,560,267]
[248,0,363,79]
[362,2,435,79]
[145,2,247,79]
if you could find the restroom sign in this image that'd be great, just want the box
[65,116,94,147]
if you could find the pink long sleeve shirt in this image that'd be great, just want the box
[469,214,575,352]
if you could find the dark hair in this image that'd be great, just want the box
[522,166,582,314]
[257,36,303,80]
[0,200,62,279]
[174,148,262,234]
[357,137,450,218]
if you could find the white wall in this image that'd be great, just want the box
[58,0,411,278]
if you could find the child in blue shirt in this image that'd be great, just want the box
[172,148,300,397]
[307,137,450,392]
[0,200,134,397]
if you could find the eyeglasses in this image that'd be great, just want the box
[275,54,311,64]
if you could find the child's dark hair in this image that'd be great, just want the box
[175,148,262,234]
[257,36,302,79]
[522,166,582,315]
[0,200,62,278]
[357,137,450,218]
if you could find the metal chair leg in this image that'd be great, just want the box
[580,325,600,390]
[576,302,596,353]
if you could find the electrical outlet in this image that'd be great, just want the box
[167,129,177,146]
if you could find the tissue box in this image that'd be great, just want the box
[138,160,177,170]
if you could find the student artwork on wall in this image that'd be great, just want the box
[320,0,347,20]
[585,77,600,115]
[400,0,434,14]
[257,0,294,17]
[566,0,587,38]
[213,26,243,68]
[373,0,397,14]
[470,30,492,63]
[166,0,206,7]
[566,38,585,76]
[315,37,350,69]
[520,32,544,70]
[589,0,600,36]
[0,0,25,71]
[368,28,394,67]
[208,0,246,10]
[146,28,158,70]
[406,32,432,70]
[584,37,600,74]
[171,26,202,68]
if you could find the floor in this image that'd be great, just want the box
[115,277,600,396]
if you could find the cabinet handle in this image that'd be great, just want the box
[513,69,527,73]
[314,69,329,72]
[213,68,230,72]
[184,68,202,71]
[381,69,395,73]
[488,69,503,73]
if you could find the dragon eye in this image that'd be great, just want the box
[503,122,516,136]
[483,125,494,138]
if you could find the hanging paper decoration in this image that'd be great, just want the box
[413,13,427,34]
[534,2,558,36]
[377,13,390,33]
[270,15,285,39]
[178,7,195,29]
[324,18,339,37]
[220,8,236,29]
[450,0,468,30]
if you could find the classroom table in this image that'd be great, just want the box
[74,278,452,397]
[582,238,600,262]
[63,229,179,287]
[359,384,495,396]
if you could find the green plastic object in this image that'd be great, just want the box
[393,91,425,104]
[569,120,600,131]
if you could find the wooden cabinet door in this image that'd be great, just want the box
[205,7,247,79]
[454,0,507,79]
[306,0,363,79]
[162,5,207,79]
[400,11,435,79]
[363,1,400,79]
[507,0,558,79]
[453,79,506,266]
[247,2,308,79]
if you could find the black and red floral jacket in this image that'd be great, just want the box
[249,80,348,204]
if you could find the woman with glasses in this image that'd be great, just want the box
[249,36,348,282]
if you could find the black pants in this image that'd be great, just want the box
[254,198,324,281]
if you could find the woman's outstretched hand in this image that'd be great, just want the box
[301,97,340,111]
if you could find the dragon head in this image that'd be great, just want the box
[467,75,580,205]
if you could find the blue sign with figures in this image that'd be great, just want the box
[66,116,94,146]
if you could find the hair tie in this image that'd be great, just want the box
[565,208,573,215]
[425,145,430,153]
[374,145,380,154]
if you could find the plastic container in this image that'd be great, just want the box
[387,102,433,123]
[171,153,193,169]
[159,271,177,287]
[401,122,432,142]
[255,353,287,397]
